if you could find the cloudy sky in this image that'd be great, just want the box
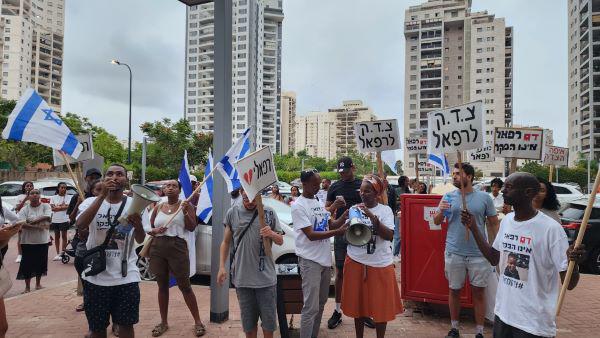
[62,0,568,148]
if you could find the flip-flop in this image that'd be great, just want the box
[194,323,206,337]
[152,323,169,337]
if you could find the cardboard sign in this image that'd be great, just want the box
[53,133,94,165]
[494,127,544,160]
[543,146,569,167]
[427,101,484,153]
[405,137,428,155]
[416,160,434,176]
[234,146,278,201]
[354,119,400,153]
[468,144,495,162]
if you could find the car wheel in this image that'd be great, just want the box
[586,247,600,275]
[136,255,156,281]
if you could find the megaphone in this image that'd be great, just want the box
[118,184,161,224]
[345,207,374,247]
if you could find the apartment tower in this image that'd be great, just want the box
[567,0,600,165]
[184,0,283,152]
[403,0,513,177]
[0,0,65,111]
[280,90,296,155]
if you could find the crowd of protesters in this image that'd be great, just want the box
[0,156,588,338]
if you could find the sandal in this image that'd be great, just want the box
[194,323,206,337]
[152,323,169,337]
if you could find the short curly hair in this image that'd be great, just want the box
[490,177,504,189]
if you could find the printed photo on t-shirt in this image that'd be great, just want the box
[501,250,530,289]
[313,210,329,232]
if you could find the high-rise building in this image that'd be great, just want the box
[0,0,65,111]
[184,0,283,152]
[568,0,600,165]
[294,100,377,161]
[403,0,513,177]
[280,90,296,155]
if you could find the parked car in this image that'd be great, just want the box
[0,179,77,206]
[135,197,336,283]
[560,196,600,274]
[553,183,584,207]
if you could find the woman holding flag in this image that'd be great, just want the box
[148,179,206,337]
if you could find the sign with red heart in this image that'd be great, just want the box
[234,147,278,202]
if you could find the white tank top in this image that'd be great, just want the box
[153,204,187,240]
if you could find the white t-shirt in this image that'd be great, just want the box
[489,192,504,211]
[315,190,328,206]
[492,212,569,337]
[77,196,151,286]
[347,204,395,267]
[50,194,70,223]
[291,195,332,267]
[17,203,51,244]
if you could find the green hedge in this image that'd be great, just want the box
[276,171,339,183]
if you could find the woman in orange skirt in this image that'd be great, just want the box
[341,174,403,338]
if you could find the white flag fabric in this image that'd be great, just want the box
[1,88,83,158]
[197,148,213,223]
[381,150,399,175]
[177,150,196,277]
[216,128,251,192]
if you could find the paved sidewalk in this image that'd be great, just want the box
[6,274,600,337]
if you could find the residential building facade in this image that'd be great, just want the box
[0,0,64,111]
[184,0,283,152]
[403,0,513,177]
[280,90,296,155]
[568,0,600,165]
[294,100,377,161]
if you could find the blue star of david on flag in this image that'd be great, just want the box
[42,108,63,126]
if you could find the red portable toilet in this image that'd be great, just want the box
[400,194,473,307]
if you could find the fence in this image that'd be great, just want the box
[0,170,71,182]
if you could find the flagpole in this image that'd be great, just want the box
[59,151,85,201]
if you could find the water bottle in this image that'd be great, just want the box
[443,195,453,218]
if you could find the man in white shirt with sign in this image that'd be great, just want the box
[292,169,348,338]
[462,172,585,338]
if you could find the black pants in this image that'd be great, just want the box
[493,316,551,338]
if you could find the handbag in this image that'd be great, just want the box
[81,197,127,277]
[229,210,258,287]
[139,202,164,258]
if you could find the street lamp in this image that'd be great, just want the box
[111,59,133,164]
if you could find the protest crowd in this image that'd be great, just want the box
[0,92,590,338]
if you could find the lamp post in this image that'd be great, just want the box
[111,59,133,164]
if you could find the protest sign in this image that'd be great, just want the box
[354,119,400,153]
[416,160,434,176]
[53,133,94,166]
[467,143,495,162]
[405,137,428,155]
[494,127,544,160]
[427,101,484,154]
[234,146,278,202]
[543,146,568,167]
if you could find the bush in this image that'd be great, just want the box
[276,170,339,183]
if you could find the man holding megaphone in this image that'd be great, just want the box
[76,164,152,338]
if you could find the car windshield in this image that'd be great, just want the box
[263,197,292,225]
[561,204,600,220]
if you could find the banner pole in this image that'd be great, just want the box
[549,165,554,182]
[556,167,600,316]
[255,194,273,257]
[376,152,388,205]
[457,151,469,241]
[59,151,85,200]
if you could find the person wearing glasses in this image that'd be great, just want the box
[217,188,283,338]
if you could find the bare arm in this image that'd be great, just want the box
[462,210,500,265]
[359,206,394,241]
[127,213,146,244]
[301,224,346,241]
[485,215,500,244]
[328,209,349,230]
[260,226,284,246]
[182,201,198,232]
[559,244,585,290]
[76,196,105,231]
[217,225,234,285]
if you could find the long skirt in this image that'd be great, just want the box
[341,256,403,323]
[17,244,48,280]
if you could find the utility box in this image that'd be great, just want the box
[400,194,473,307]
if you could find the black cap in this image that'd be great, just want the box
[337,157,354,173]
[85,168,102,178]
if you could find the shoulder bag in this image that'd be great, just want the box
[81,196,127,277]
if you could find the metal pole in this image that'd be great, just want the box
[210,0,232,323]
[141,137,147,184]
[122,64,133,164]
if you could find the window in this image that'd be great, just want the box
[238,26,247,32]
[476,89,482,94]
[476,48,483,53]
[410,65,417,70]
[477,38,483,43]
[187,99,196,104]
[410,56,417,61]
[236,106,245,112]
[477,27,483,32]
[188,90,196,96]
[410,45,417,51]
[410,104,417,109]
[476,79,482,84]
[410,85,417,90]
[451,11,458,17]
[410,75,417,81]
[457,75,462,79]
[476,59,482,63]
[458,56,462,60]
[410,94,417,99]
[476,69,482,73]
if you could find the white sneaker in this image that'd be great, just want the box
[52,254,62,261]
[15,255,22,263]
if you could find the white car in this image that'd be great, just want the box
[0,179,77,207]
[553,183,584,207]
[136,197,336,283]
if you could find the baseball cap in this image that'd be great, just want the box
[337,157,354,173]
[85,168,102,178]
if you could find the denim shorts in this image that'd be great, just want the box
[444,251,492,289]
[235,285,277,333]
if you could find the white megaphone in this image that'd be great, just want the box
[118,184,161,225]
[345,206,374,247]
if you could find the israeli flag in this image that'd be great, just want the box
[177,150,196,279]
[1,88,83,158]
[428,152,450,178]
[216,128,251,192]
[197,148,213,223]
